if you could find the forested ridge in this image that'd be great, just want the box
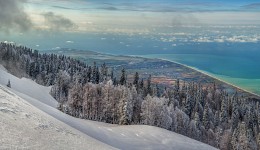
[1,42,260,150]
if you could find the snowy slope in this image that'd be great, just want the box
[0,65,57,108]
[0,86,115,150]
[0,65,218,150]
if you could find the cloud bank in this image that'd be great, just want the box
[42,12,77,31]
[0,0,32,32]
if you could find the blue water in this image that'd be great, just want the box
[1,25,260,94]
[142,54,260,79]
[142,54,260,95]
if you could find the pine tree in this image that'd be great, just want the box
[203,102,210,130]
[29,62,36,78]
[119,87,133,125]
[220,93,228,127]
[194,111,201,129]
[133,72,139,86]
[174,79,180,104]
[214,111,220,127]
[147,74,152,96]
[231,93,239,130]
[100,63,108,81]
[6,79,11,88]
[92,62,97,83]
[95,66,100,84]
[184,85,194,117]
[245,105,253,130]
[140,79,144,89]
[25,59,30,75]
[231,127,239,150]
[246,128,256,150]
[120,68,126,85]
[113,77,117,86]
[131,86,142,124]
[155,84,160,97]
[87,66,92,82]
[239,122,249,150]
[110,69,114,81]
[175,79,180,94]
[158,98,172,129]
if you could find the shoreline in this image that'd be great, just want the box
[141,56,260,98]
[46,49,260,98]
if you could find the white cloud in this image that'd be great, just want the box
[173,33,187,36]
[186,35,259,43]
[226,37,246,43]
[42,12,77,32]
[224,35,258,43]
[66,41,74,43]
[52,46,61,50]
[213,39,225,43]
[192,37,213,43]
[3,41,15,44]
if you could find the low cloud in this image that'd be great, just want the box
[42,12,77,31]
[192,37,213,43]
[66,41,74,43]
[52,5,75,10]
[159,34,259,44]
[0,0,32,33]
[191,35,259,43]
[241,3,260,9]
[98,6,119,11]
[225,35,259,43]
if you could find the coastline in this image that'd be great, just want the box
[142,56,260,98]
[47,49,260,98]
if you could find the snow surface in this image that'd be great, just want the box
[0,86,115,150]
[0,65,218,150]
[0,66,57,108]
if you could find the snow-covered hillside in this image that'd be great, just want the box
[0,65,57,108]
[0,65,218,150]
[0,86,114,150]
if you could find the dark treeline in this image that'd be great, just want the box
[1,42,260,150]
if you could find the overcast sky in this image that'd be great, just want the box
[0,0,260,34]
[0,0,260,52]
